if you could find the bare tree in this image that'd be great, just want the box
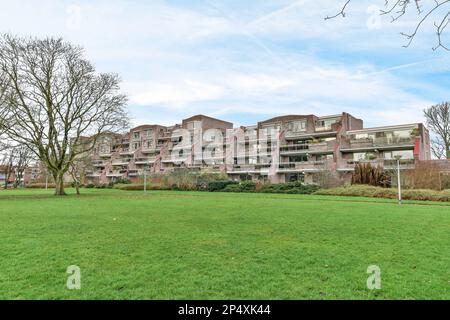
[13,145,35,188]
[0,147,14,189]
[424,102,450,159]
[0,34,129,195]
[326,1,450,51]
[430,137,446,159]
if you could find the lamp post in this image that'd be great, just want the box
[394,155,402,205]
[143,165,148,193]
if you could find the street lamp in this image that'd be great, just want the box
[143,164,148,193]
[394,155,402,205]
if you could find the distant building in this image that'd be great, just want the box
[81,113,431,185]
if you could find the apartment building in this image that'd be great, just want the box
[84,113,431,185]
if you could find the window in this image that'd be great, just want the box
[133,142,141,150]
[287,120,307,133]
[316,118,339,131]
[317,154,334,161]
[133,132,140,140]
[187,121,202,130]
[146,140,153,149]
[261,125,280,136]
[290,155,308,162]
[145,129,153,137]
[353,152,376,161]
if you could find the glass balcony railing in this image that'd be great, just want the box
[345,137,416,150]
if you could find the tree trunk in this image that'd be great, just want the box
[54,174,67,196]
[75,181,80,195]
[446,145,450,159]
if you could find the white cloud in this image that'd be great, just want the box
[128,80,225,106]
[0,0,445,128]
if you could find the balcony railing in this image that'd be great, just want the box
[112,159,132,166]
[128,170,140,177]
[120,149,135,155]
[86,172,102,177]
[107,171,125,178]
[99,152,112,158]
[135,157,157,165]
[277,161,326,172]
[92,161,106,167]
[342,137,416,151]
[280,142,331,155]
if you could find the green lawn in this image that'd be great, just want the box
[0,189,449,300]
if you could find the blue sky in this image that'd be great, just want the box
[0,0,449,128]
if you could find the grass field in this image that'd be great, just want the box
[0,189,449,300]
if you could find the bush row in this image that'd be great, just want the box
[112,180,320,195]
[314,185,450,202]
[25,183,72,189]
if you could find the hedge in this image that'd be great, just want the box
[207,180,239,192]
[314,185,450,202]
[259,182,320,194]
[26,183,72,189]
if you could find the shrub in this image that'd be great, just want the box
[222,184,242,193]
[115,178,132,185]
[207,180,238,192]
[26,183,71,189]
[314,185,450,202]
[85,183,95,189]
[26,183,56,189]
[352,163,391,188]
[196,172,229,191]
[95,183,113,189]
[223,181,257,193]
[260,182,320,194]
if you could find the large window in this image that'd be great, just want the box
[289,155,308,162]
[287,120,307,133]
[187,121,202,130]
[261,125,281,136]
[145,129,153,137]
[315,118,339,131]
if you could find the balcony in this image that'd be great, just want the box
[285,130,337,140]
[135,157,157,165]
[106,171,126,178]
[120,148,135,156]
[341,137,416,152]
[99,152,112,158]
[228,164,270,175]
[280,142,332,155]
[86,172,101,178]
[92,161,106,167]
[277,161,326,173]
[128,170,140,177]
[112,159,131,166]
